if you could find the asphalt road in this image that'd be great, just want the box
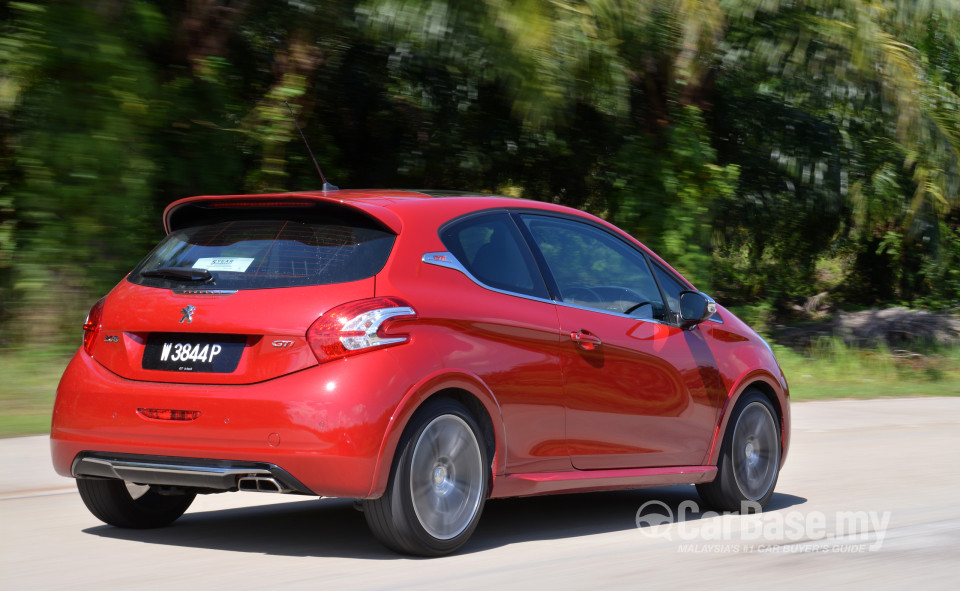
[3,398,959,590]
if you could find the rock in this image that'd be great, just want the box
[833,307,960,347]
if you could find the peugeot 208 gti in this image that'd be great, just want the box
[52,189,790,556]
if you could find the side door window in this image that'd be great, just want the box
[650,261,722,324]
[519,214,665,320]
[650,262,689,324]
[440,212,549,299]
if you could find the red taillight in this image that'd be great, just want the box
[82,298,105,354]
[306,297,417,363]
[138,408,201,421]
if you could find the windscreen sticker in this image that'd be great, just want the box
[193,257,255,273]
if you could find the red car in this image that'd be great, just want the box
[52,189,790,556]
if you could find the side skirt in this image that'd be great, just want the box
[490,465,717,499]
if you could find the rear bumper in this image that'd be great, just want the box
[51,348,412,498]
[72,452,313,494]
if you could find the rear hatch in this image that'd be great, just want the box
[88,199,396,384]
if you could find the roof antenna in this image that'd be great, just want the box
[284,100,338,192]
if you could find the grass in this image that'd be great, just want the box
[775,338,960,399]
[0,348,73,438]
[1,339,959,438]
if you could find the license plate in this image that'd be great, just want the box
[142,333,246,373]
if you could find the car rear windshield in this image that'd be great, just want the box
[130,207,395,290]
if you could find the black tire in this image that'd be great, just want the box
[697,390,781,512]
[363,398,489,556]
[76,478,196,528]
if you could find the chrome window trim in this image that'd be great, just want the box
[422,251,556,306]
[421,251,670,327]
[553,300,671,326]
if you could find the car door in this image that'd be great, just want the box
[517,213,724,470]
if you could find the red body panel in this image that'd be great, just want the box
[91,279,373,384]
[51,189,790,502]
[53,341,416,497]
[699,310,791,466]
[557,306,723,469]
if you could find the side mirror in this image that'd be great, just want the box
[678,291,717,330]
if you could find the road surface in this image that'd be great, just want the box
[2,398,959,590]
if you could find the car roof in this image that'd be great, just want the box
[162,189,585,235]
[162,188,694,290]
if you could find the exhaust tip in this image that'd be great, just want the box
[237,476,290,493]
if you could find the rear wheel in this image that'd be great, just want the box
[76,478,195,528]
[363,398,489,556]
[697,390,781,512]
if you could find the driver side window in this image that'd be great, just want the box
[520,214,665,319]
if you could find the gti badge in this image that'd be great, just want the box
[179,305,196,324]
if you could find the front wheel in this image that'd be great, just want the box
[697,390,781,512]
[77,478,195,528]
[363,398,489,556]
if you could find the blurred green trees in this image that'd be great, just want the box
[1,0,958,347]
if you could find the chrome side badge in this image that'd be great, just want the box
[422,251,468,274]
[179,305,196,324]
[103,335,119,343]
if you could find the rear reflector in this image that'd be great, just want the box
[137,408,202,421]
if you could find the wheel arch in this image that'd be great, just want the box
[365,370,505,498]
[705,371,791,469]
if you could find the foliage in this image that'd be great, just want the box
[611,105,739,289]
[2,2,162,341]
[0,348,71,438]
[1,0,959,348]
[916,220,960,308]
[774,340,960,399]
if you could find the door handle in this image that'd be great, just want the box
[570,330,602,351]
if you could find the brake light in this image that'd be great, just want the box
[209,201,313,208]
[82,298,105,354]
[306,297,417,363]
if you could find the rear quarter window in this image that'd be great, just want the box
[440,212,548,299]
